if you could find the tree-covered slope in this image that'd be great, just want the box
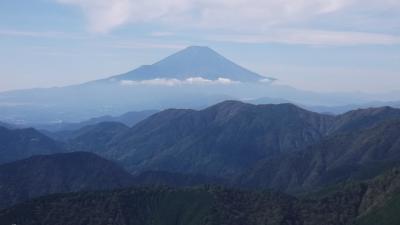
[239,120,400,192]
[79,101,334,177]
[0,152,134,209]
[1,139,400,225]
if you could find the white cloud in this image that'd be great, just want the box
[58,0,132,33]
[119,77,239,86]
[57,0,351,31]
[58,0,192,33]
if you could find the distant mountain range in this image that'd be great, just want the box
[1,46,393,125]
[2,100,400,194]
[36,109,158,132]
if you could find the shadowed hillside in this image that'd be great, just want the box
[0,152,134,209]
[1,167,399,225]
[0,126,64,164]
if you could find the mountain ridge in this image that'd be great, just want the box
[3,100,400,195]
[63,100,400,192]
[73,100,335,177]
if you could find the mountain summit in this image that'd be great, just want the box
[111,46,270,82]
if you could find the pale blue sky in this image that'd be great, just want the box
[0,0,400,93]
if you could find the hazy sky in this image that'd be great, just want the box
[0,0,399,93]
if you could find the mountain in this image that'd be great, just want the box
[79,101,334,177]
[110,46,269,82]
[0,121,16,129]
[0,152,134,209]
[62,101,400,182]
[0,126,64,164]
[1,167,399,225]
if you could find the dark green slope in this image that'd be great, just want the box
[0,187,311,225]
[0,188,215,225]
[1,166,399,225]
[239,120,400,192]
[354,167,400,225]
[356,194,400,225]
[0,180,385,225]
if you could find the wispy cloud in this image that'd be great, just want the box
[208,29,400,46]
[150,31,176,37]
[55,0,400,46]
[0,29,186,50]
[57,0,192,33]
[0,30,64,38]
[0,29,87,39]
